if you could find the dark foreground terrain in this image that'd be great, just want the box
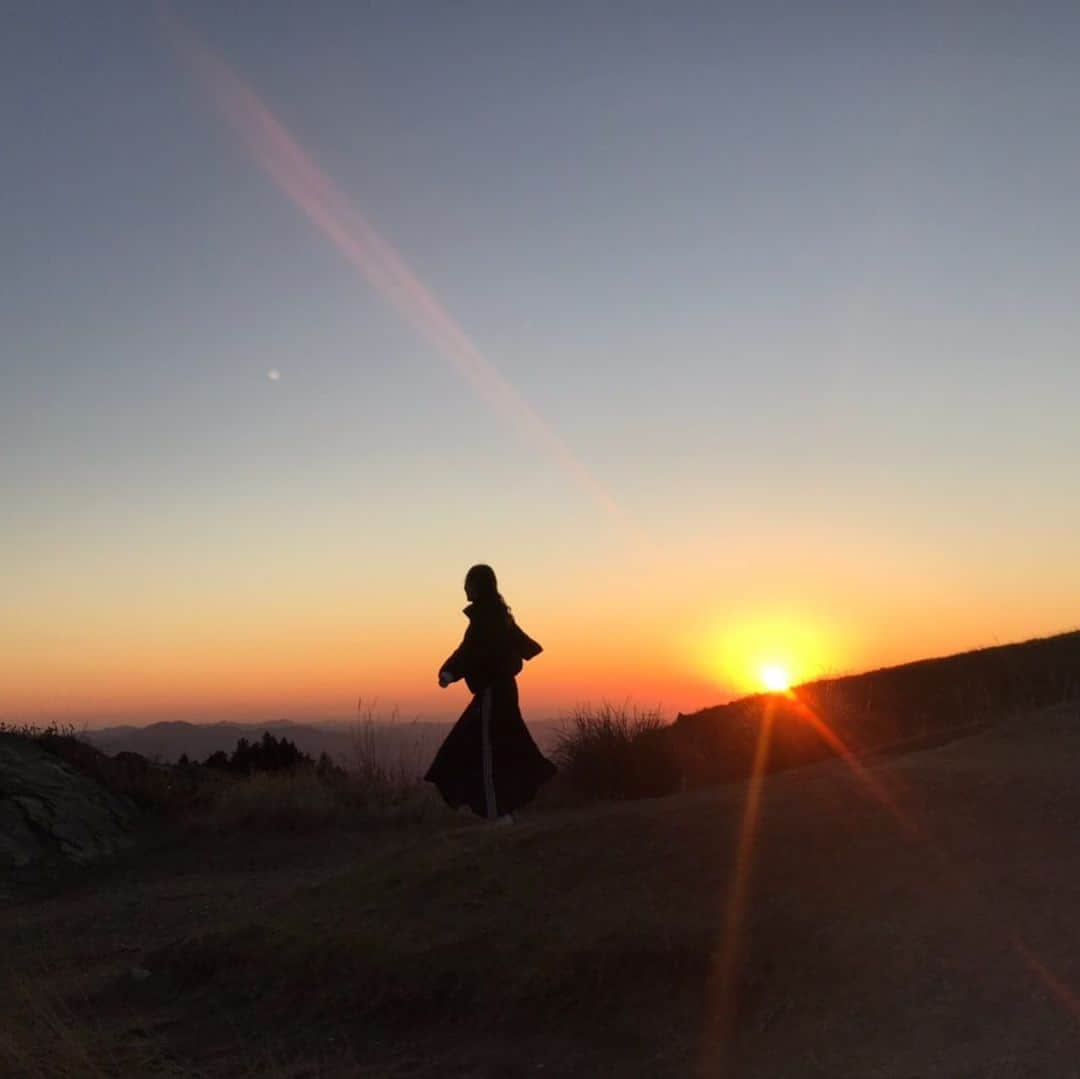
[5,702,1080,1077]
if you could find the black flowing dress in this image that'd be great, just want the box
[424,600,556,818]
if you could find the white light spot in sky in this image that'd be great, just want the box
[266,369,281,382]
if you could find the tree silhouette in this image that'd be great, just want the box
[203,731,313,774]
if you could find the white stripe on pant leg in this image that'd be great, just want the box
[481,687,497,819]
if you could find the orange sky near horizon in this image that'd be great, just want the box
[6,505,1077,728]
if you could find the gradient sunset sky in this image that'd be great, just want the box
[5,3,1079,726]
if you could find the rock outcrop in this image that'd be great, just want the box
[0,735,140,886]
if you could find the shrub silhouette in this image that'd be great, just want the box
[553,704,679,801]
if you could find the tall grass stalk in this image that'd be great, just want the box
[349,699,429,798]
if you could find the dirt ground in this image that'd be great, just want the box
[5,703,1080,1077]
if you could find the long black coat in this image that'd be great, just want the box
[424,600,556,818]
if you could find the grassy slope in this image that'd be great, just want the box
[668,631,1080,789]
[9,702,1080,1077]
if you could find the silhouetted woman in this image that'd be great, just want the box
[424,564,556,821]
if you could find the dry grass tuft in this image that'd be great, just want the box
[551,701,680,802]
[194,765,443,834]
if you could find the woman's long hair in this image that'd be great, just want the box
[465,563,510,614]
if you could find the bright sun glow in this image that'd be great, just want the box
[759,664,791,692]
[694,611,842,697]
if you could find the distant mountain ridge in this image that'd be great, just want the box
[84,720,364,767]
[83,717,563,770]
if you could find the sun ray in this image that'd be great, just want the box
[783,692,920,840]
[784,691,1080,1029]
[701,698,775,1075]
[1011,938,1080,1023]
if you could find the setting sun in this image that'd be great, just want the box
[692,611,840,699]
[759,664,792,693]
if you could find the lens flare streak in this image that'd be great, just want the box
[160,6,626,529]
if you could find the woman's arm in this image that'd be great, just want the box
[438,623,477,687]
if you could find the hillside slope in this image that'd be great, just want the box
[6,703,1080,1077]
[665,630,1080,789]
